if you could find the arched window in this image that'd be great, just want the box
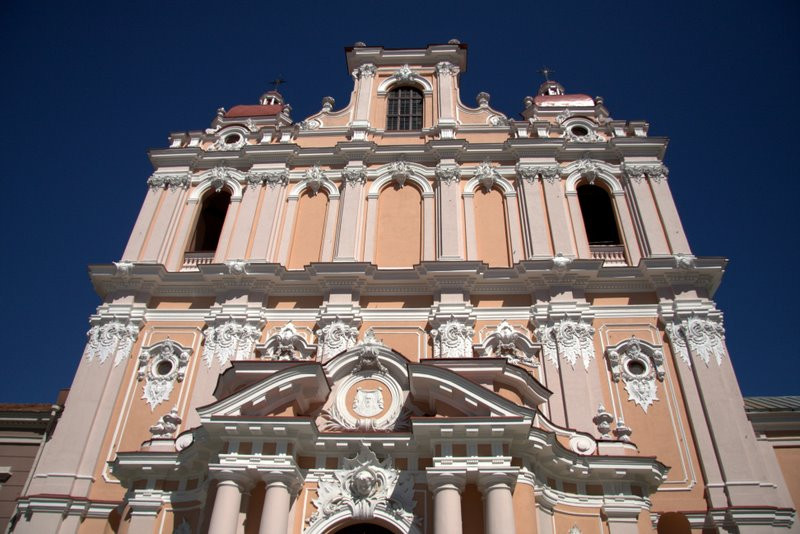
[386,87,423,131]
[577,183,621,245]
[190,190,231,252]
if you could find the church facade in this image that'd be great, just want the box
[9,42,797,533]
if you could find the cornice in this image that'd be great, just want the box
[89,258,726,301]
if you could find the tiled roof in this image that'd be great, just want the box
[225,104,284,118]
[744,396,800,412]
[0,403,53,412]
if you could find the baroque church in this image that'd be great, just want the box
[7,41,798,533]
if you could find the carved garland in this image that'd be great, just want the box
[85,321,140,366]
[202,321,261,367]
[473,320,540,367]
[316,321,359,361]
[431,319,474,359]
[258,322,316,361]
[665,316,726,367]
[535,319,595,370]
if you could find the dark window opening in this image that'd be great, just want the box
[190,190,231,252]
[577,184,621,245]
[386,87,423,131]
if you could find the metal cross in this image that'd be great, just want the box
[269,76,287,91]
[538,66,554,81]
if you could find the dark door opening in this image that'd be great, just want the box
[333,524,394,534]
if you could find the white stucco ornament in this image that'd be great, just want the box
[85,321,140,366]
[606,337,665,412]
[148,406,181,439]
[473,320,539,366]
[666,316,726,367]
[431,318,474,359]
[259,322,316,361]
[308,446,416,530]
[137,340,190,410]
[353,387,384,417]
[202,321,261,367]
[316,320,359,361]
[536,319,595,370]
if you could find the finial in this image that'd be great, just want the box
[538,66,554,81]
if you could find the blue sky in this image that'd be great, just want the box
[1,1,797,401]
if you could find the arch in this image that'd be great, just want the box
[287,189,329,269]
[563,165,623,194]
[335,523,397,534]
[188,168,244,201]
[463,174,515,195]
[288,176,339,200]
[376,75,433,96]
[188,189,231,252]
[305,510,417,534]
[368,167,433,197]
[472,186,511,267]
[375,182,422,267]
[576,183,622,246]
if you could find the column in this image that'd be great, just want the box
[625,177,670,256]
[504,191,525,263]
[515,171,552,258]
[602,503,642,534]
[427,470,466,534]
[208,476,248,534]
[227,183,261,259]
[276,197,299,265]
[565,191,591,258]
[541,178,575,256]
[334,168,366,262]
[258,474,297,534]
[649,177,691,254]
[140,185,185,263]
[436,163,464,260]
[127,499,163,534]
[478,471,518,534]
[122,186,162,260]
[214,197,241,262]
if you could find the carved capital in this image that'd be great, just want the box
[515,163,560,184]
[147,172,191,190]
[622,162,668,184]
[434,163,460,185]
[352,63,377,80]
[342,166,367,186]
[246,169,288,189]
[535,318,595,370]
[435,61,460,77]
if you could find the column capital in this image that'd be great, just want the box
[209,469,254,491]
[257,467,303,494]
[426,468,466,493]
[476,468,519,494]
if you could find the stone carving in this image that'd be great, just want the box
[552,253,572,272]
[352,329,388,374]
[476,91,490,107]
[137,340,190,410]
[606,338,665,412]
[575,157,600,184]
[565,126,602,143]
[353,387,384,417]
[435,61,460,76]
[474,161,499,192]
[388,158,411,187]
[392,64,413,81]
[342,167,367,186]
[488,114,509,126]
[208,165,234,193]
[473,321,539,366]
[85,321,140,366]
[246,169,288,189]
[352,63,377,80]
[614,417,633,442]
[224,259,248,275]
[674,253,696,269]
[304,165,327,194]
[431,318,474,359]
[622,163,669,184]
[593,404,614,438]
[299,118,321,130]
[666,316,726,367]
[316,320,359,361]
[309,446,416,528]
[148,406,182,439]
[434,163,460,185]
[113,261,134,278]
[209,130,247,151]
[202,321,261,367]
[515,163,560,184]
[147,173,191,190]
[568,526,582,534]
[259,323,316,361]
[536,319,595,370]
[322,96,335,111]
